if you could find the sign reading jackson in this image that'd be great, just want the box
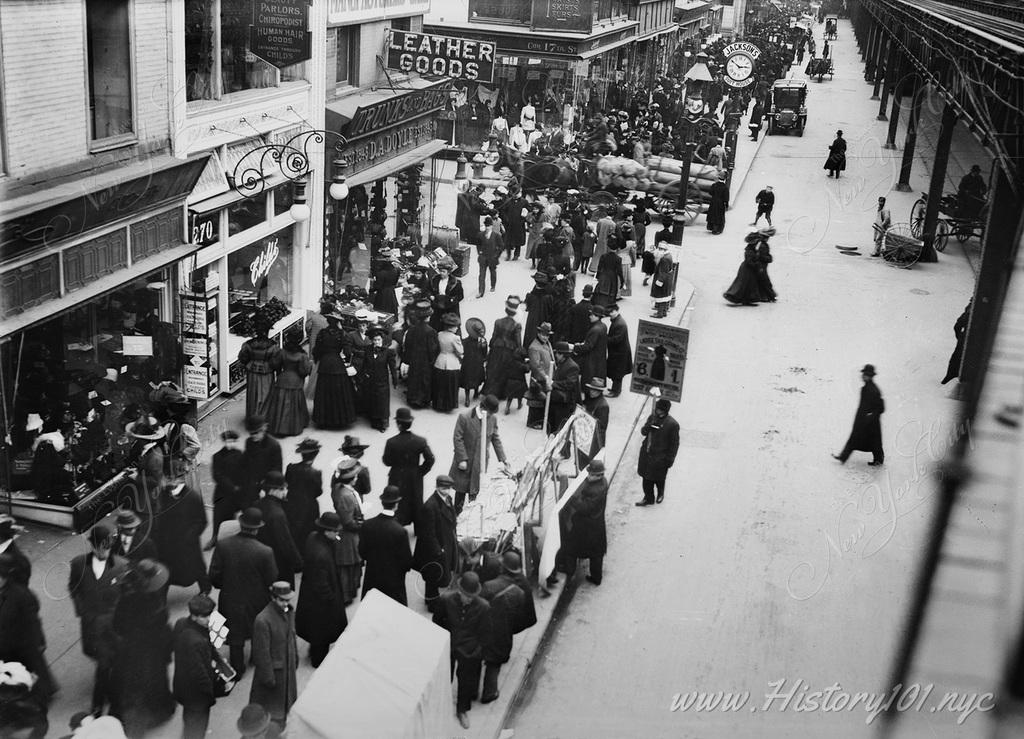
[387,30,495,82]
[249,1,312,68]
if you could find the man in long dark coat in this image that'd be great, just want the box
[383,408,436,528]
[499,188,528,260]
[834,364,885,465]
[243,415,283,508]
[562,459,609,585]
[0,553,57,712]
[403,309,440,409]
[942,301,971,385]
[359,485,413,605]
[250,582,299,728]
[457,184,487,244]
[566,284,595,344]
[605,303,632,397]
[208,429,246,549]
[706,173,729,235]
[111,509,159,562]
[209,508,278,677]
[574,305,609,386]
[433,572,491,730]
[549,342,581,434]
[414,475,460,612]
[0,515,32,586]
[523,274,552,348]
[480,551,537,703]
[636,398,681,506]
[172,593,222,739]
[155,475,211,593]
[296,513,347,667]
[284,438,323,549]
[256,471,304,588]
[68,524,127,716]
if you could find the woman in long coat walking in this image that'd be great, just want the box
[295,513,347,667]
[723,238,764,306]
[706,173,729,235]
[824,129,847,178]
[312,312,358,430]
[370,248,400,316]
[834,364,885,465]
[593,241,625,308]
[265,331,313,437]
[358,328,399,432]
[562,460,609,585]
[433,314,464,412]
[238,319,280,419]
[650,245,675,318]
[305,299,333,400]
[460,318,488,407]
[330,460,364,603]
[483,297,523,398]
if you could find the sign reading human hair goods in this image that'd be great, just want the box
[249,0,312,69]
[386,30,496,82]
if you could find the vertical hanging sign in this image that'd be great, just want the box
[249,0,312,69]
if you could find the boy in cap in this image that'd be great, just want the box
[172,593,224,738]
[250,582,299,728]
[433,572,491,730]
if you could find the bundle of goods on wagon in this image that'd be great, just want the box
[590,154,718,213]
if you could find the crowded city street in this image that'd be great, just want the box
[2,1,1023,738]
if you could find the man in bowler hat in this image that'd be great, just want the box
[414,475,460,612]
[636,397,681,506]
[833,364,885,465]
[383,407,436,528]
[359,485,413,605]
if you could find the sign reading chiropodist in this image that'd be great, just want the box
[249,0,312,68]
[386,30,496,82]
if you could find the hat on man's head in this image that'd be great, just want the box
[237,704,271,737]
[380,485,402,505]
[114,509,141,530]
[436,474,455,488]
[238,508,264,530]
[131,559,169,593]
[295,438,321,455]
[395,407,414,423]
[188,593,216,617]
[861,364,877,376]
[354,308,372,323]
[553,341,572,354]
[533,272,549,284]
[582,284,594,297]
[607,303,620,314]
[501,551,523,573]
[505,296,521,312]
[244,414,267,432]
[457,571,482,596]
[536,322,552,336]
[126,418,165,441]
[480,394,500,413]
[655,399,672,412]
[87,524,114,548]
[585,377,607,391]
[269,581,294,599]
[334,456,359,478]
[587,459,606,475]
[315,512,342,531]
[589,305,607,318]
[0,553,19,577]
[220,429,240,442]
[261,470,286,490]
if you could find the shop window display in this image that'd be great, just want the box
[1,270,181,507]
[228,191,268,235]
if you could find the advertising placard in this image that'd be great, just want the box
[629,320,689,403]
[386,30,496,82]
[532,0,593,33]
[249,0,312,69]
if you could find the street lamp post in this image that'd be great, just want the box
[672,53,715,244]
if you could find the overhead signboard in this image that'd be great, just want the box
[386,30,496,82]
[629,320,689,403]
[532,0,594,33]
[345,84,448,140]
[249,0,312,69]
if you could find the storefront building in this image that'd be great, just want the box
[675,0,724,71]
[424,0,639,145]
[323,0,447,291]
[169,0,329,405]
[0,0,210,528]
[627,0,682,88]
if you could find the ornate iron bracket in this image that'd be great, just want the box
[228,129,349,198]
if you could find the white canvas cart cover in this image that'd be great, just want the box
[288,590,453,739]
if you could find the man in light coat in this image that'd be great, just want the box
[448,395,509,512]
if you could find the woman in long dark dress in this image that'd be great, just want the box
[706,173,729,235]
[312,312,358,429]
[370,248,400,316]
[460,317,488,407]
[723,239,764,306]
[265,330,313,437]
[593,240,624,308]
[483,297,523,398]
[433,314,463,412]
[824,129,847,178]
[238,320,280,419]
[112,559,175,738]
[358,328,399,432]
[755,240,776,302]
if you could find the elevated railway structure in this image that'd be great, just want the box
[845,2,1024,736]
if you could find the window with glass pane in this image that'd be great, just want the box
[391,16,411,31]
[335,26,359,87]
[221,0,276,94]
[185,0,216,101]
[228,192,268,236]
[86,0,133,140]
[273,184,294,216]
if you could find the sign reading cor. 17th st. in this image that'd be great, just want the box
[386,30,495,83]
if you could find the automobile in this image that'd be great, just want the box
[766,80,808,136]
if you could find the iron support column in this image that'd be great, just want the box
[917,102,956,263]
[871,35,887,99]
[877,43,899,121]
[895,75,923,190]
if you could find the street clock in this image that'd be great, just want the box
[722,42,762,88]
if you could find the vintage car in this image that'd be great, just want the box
[766,80,808,136]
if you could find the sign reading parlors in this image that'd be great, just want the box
[249,0,312,69]
[630,320,689,403]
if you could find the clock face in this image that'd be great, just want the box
[726,54,754,81]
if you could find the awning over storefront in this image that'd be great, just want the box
[325,77,449,138]
[1,237,203,339]
[345,139,448,189]
[635,24,683,43]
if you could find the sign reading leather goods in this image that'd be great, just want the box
[386,30,496,82]
[249,0,312,68]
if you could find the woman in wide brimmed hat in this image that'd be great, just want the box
[312,308,358,430]
[264,328,313,437]
[433,313,464,413]
[238,312,281,420]
[459,317,488,407]
[357,327,399,432]
[723,237,764,307]
[339,435,371,499]
[126,418,167,509]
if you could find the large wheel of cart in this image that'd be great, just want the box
[881,223,923,268]
[935,219,950,252]
[909,198,927,238]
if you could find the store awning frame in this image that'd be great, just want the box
[577,33,639,60]
[344,139,448,189]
